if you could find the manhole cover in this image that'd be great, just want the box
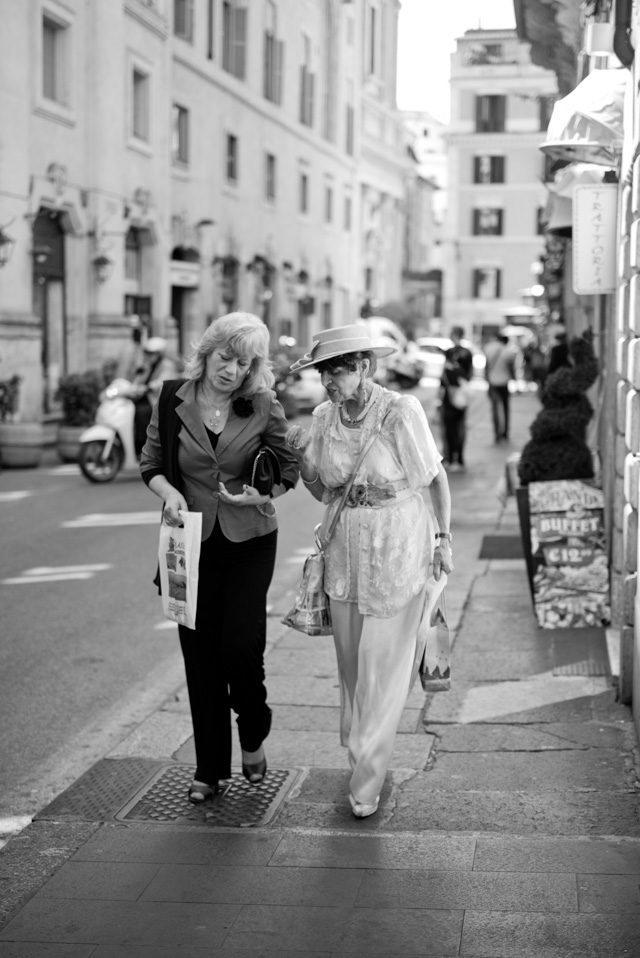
[116,764,300,827]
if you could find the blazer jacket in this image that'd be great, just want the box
[140,379,299,542]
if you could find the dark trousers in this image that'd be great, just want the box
[488,385,510,440]
[178,521,277,784]
[441,404,467,464]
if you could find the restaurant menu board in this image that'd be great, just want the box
[528,480,610,630]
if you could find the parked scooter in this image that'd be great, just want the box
[78,378,141,482]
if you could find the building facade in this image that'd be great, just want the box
[514,0,640,735]
[443,28,558,342]
[0,0,409,421]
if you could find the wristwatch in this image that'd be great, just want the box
[435,532,452,542]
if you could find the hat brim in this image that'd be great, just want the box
[290,343,397,373]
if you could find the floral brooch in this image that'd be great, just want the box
[232,396,254,417]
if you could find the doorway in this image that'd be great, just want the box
[32,209,66,414]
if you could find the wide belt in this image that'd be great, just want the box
[332,480,410,508]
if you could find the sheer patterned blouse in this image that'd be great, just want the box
[305,382,442,617]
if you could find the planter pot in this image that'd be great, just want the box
[57,424,85,463]
[0,422,44,468]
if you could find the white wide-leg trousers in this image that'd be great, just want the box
[330,591,425,806]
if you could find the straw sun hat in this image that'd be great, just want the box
[290,324,397,373]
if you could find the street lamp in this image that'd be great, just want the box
[0,227,16,268]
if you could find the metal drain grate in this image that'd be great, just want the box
[116,764,299,827]
[36,758,163,822]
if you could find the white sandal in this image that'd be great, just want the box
[349,793,379,819]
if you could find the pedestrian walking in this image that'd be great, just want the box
[140,312,299,804]
[484,332,519,442]
[440,325,473,469]
[547,331,571,374]
[285,324,453,819]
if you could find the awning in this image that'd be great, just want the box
[540,68,626,166]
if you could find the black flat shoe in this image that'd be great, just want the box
[188,780,217,804]
[242,756,267,785]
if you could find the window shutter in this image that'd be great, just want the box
[475,96,484,131]
[496,95,506,131]
[495,156,505,183]
[496,270,502,298]
[222,2,231,71]
[472,210,480,235]
[276,39,284,105]
[308,73,315,126]
[233,6,247,79]
[473,157,480,183]
[263,32,270,98]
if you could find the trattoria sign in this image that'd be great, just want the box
[572,183,617,295]
[527,480,609,629]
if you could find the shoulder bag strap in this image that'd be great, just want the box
[319,400,396,550]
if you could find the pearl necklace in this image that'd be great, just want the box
[341,404,368,424]
[341,388,374,425]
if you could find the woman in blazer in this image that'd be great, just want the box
[140,312,299,803]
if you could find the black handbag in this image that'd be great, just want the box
[251,447,281,516]
[251,446,281,495]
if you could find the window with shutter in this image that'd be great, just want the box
[172,105,189,164]
[132,69,150,141]
[265,153,276,201]
[322,0,336,141]
[233,6,247,79]
[473,208,503,236]
[42,15,68,104]
[300,34,314,126]
[223,2,247,79]
[226,134,238,182]
[174,0,193,42]
[473,268,501,299]
[475,95,506,133]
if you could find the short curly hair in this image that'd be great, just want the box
[315,351,377,377]
[183,312,275,394]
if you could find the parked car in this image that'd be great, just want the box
[361,317,424,388]
[286,367,327,413]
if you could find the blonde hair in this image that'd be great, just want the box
[183,312,275,394]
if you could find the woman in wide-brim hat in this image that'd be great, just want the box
[286,324,453,819]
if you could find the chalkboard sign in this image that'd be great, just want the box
[527,480,609,629]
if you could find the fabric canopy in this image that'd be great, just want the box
[540,68,626,166]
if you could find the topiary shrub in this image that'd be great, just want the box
[0,375,21,422]
[55,370,103,427]
[517,329,599,486]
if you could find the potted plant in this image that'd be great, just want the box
[0,375,45,468]
[54,370,103,462]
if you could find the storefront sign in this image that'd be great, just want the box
[527,479,610,629]
[170,260,200,288]
[572,183,617,295]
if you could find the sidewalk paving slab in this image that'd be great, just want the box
[1,386,639,956]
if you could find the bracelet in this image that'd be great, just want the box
[302,470,320,485]
[435,532,452,541]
